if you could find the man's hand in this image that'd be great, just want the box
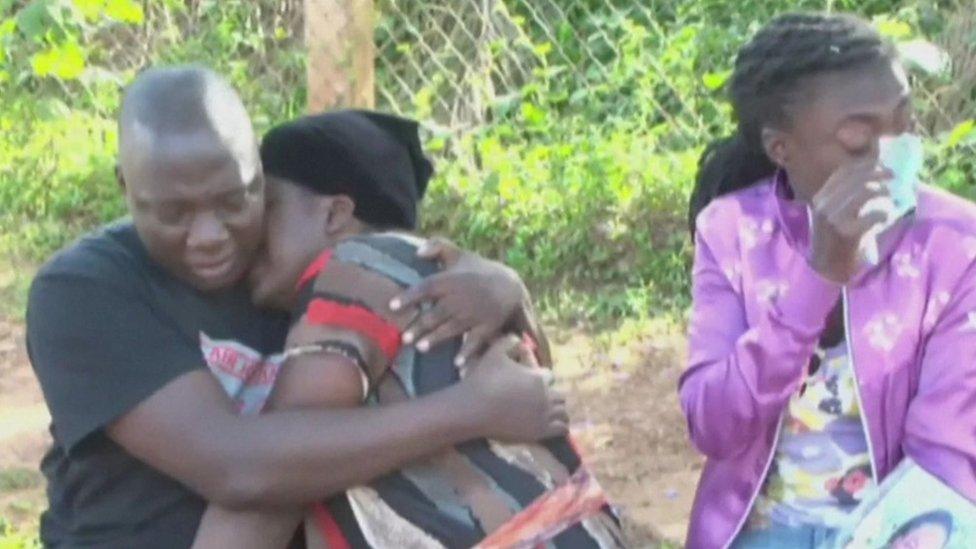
[459,336,568,442]
[391,238,528,366]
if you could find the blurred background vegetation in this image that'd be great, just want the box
[0,0,972,325]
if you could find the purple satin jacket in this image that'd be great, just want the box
[680,173,976,548]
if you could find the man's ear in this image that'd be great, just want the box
[116,164,126,192]
[761,127,789,168]
[321,194,357,235]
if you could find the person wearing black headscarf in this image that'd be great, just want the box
[260,109,433,230]
[192,109,623,548]
[245,109,437,309]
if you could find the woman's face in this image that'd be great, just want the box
[249,176,330,310]
[767,59,915,203]
[889,522,950,549]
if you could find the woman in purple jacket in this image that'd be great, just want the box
[681,12,976,549]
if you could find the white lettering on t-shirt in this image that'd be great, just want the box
[199,332,283,415]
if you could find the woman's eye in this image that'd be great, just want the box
[905,114,919,134]
[837,120,874,153]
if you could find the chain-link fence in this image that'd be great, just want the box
[21,0,972,144]
[373,0,714,140]
[370,0,974,140]
[3,0,974,305]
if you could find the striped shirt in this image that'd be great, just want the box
[290,233,624,548]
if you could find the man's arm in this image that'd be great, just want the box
[190,349,367,549]
[192,243,494,547]
[189,329,551,547]
[109,354,559,509]
[27,266,563,512]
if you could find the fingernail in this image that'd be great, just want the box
[417,339,430,352]
[389,298,401,311]
[403,331,414,344]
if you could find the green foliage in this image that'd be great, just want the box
[0,0,973,325]
[421,120,697,321]
[0,0,305,262]
[0,468,42,492]
[0,518,38,549]
[929,118,976,201]
[412,0,976,321]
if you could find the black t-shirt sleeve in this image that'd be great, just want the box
[27,272,206,452]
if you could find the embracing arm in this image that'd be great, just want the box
[29,248,563,547]
[109,367,491,509]
[189,239,562,547]
[29,275,498,540]
[189,348,367,549]
[392,237,552,366]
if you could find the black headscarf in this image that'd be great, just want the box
[260,110,433,229]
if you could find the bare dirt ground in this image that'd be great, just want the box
[0,318,49,536]
[0,316,702,546]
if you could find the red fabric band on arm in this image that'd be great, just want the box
[311,503,351,549]
[306,298,402,361]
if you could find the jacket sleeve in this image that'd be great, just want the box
[903,262,976,502]
[679,220,841,459]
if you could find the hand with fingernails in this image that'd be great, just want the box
[389,238,529,367]
[810,157,895,284]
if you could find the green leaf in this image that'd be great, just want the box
[426,136,446,153]
[31,40,85,79]
[16,0,57,40]
[702,69,731,91]
[0,18,14,63]
[36,97,71,119]
[557,21,573,45]
[875,17,913,40]
[104,0,143,24]
[72,0,106,21]
[520,101,547,126]
[491,93,520,118]
[944,120,976,149]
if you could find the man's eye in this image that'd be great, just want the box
[220,193,248,215]
[156,205,186,224]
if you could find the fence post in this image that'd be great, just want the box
[304,0,375,111]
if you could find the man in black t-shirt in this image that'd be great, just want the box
[26,66,566,548]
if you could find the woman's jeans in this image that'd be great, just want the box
[731,521,841,549]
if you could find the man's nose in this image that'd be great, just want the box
[186,211,230,251]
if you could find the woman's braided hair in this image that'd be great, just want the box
[688,12,898,235]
